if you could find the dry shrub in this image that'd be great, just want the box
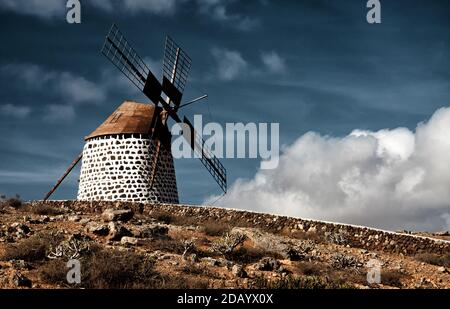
[296,262,325,276]
[415,253,450,268]
[83,249,156,288]
[0,194,23,210]
[32,204,63,216]
[250,274,353,289]
[182,263,221,280]
[1,232,64,262]
[143,238,184,255]
[149,210,198,226]
[40,259,67,285]
[381,270,406,288]
[152,211,175,224]
[202,221,230,237]
[211,233,247,256]
[291,230,326,244]
[228,246,283,264]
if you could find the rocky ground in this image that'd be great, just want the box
[0,199,449,289]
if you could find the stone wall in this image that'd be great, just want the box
[77,134,178,204]
[35,200,449,255]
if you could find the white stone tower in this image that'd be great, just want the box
[77,101,179,204]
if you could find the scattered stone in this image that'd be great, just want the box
[189,253,199,263]
[40,216,50,223]
[231,265,247,278]
[102,209,133,222]
[255,257,280,271]
[120,236,142,246]
[53,215,65,222]
[437,267,447,273]
[12,273,32,288]
[284,248,302,261]
[10,260,31,270]
[203,257,220,267]
[141,224,169,238]
[68,215,81,222]
[107,222,132,241]
[331,253,360,269]
[85,222,109,236]
[11,223,31,234]
[79,218,91,225]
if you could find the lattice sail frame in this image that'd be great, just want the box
[101,24,150,93]
[163,36,192,93]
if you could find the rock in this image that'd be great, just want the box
[102,209,133,222]
[40,216,50,223]
[85,222,109,236]
[189,253,199,263]
[134,224,169,238]
[10,260,31,270]
[437,266,447,273]
[107,222,132,241]
[68,215,81,222]
[307,226,317,234]
[54,215,65,221]
[283,248,303,261]
[11,223,31,235]
[231,265,247,278]
[12,273,32,288]
[203,257,220,267]
[79,218,91,225]
[255,257,280,271]
[120,236,142,246]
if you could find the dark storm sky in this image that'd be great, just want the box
[0,0,449,204]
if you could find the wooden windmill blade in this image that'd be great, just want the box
[101,24,163,104]
[183,117,227,194]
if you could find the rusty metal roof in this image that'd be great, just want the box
[86,101,162,140]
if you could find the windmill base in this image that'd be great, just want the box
[77,134,179,204]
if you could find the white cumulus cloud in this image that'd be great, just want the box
[209,106,450,232]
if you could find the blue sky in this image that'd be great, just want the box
[0,0,449,223]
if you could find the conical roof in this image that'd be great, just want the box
[86,101,164,140]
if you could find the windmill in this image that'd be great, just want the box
[44,24,227,203]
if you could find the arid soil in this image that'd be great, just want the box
[0,200,449,289]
